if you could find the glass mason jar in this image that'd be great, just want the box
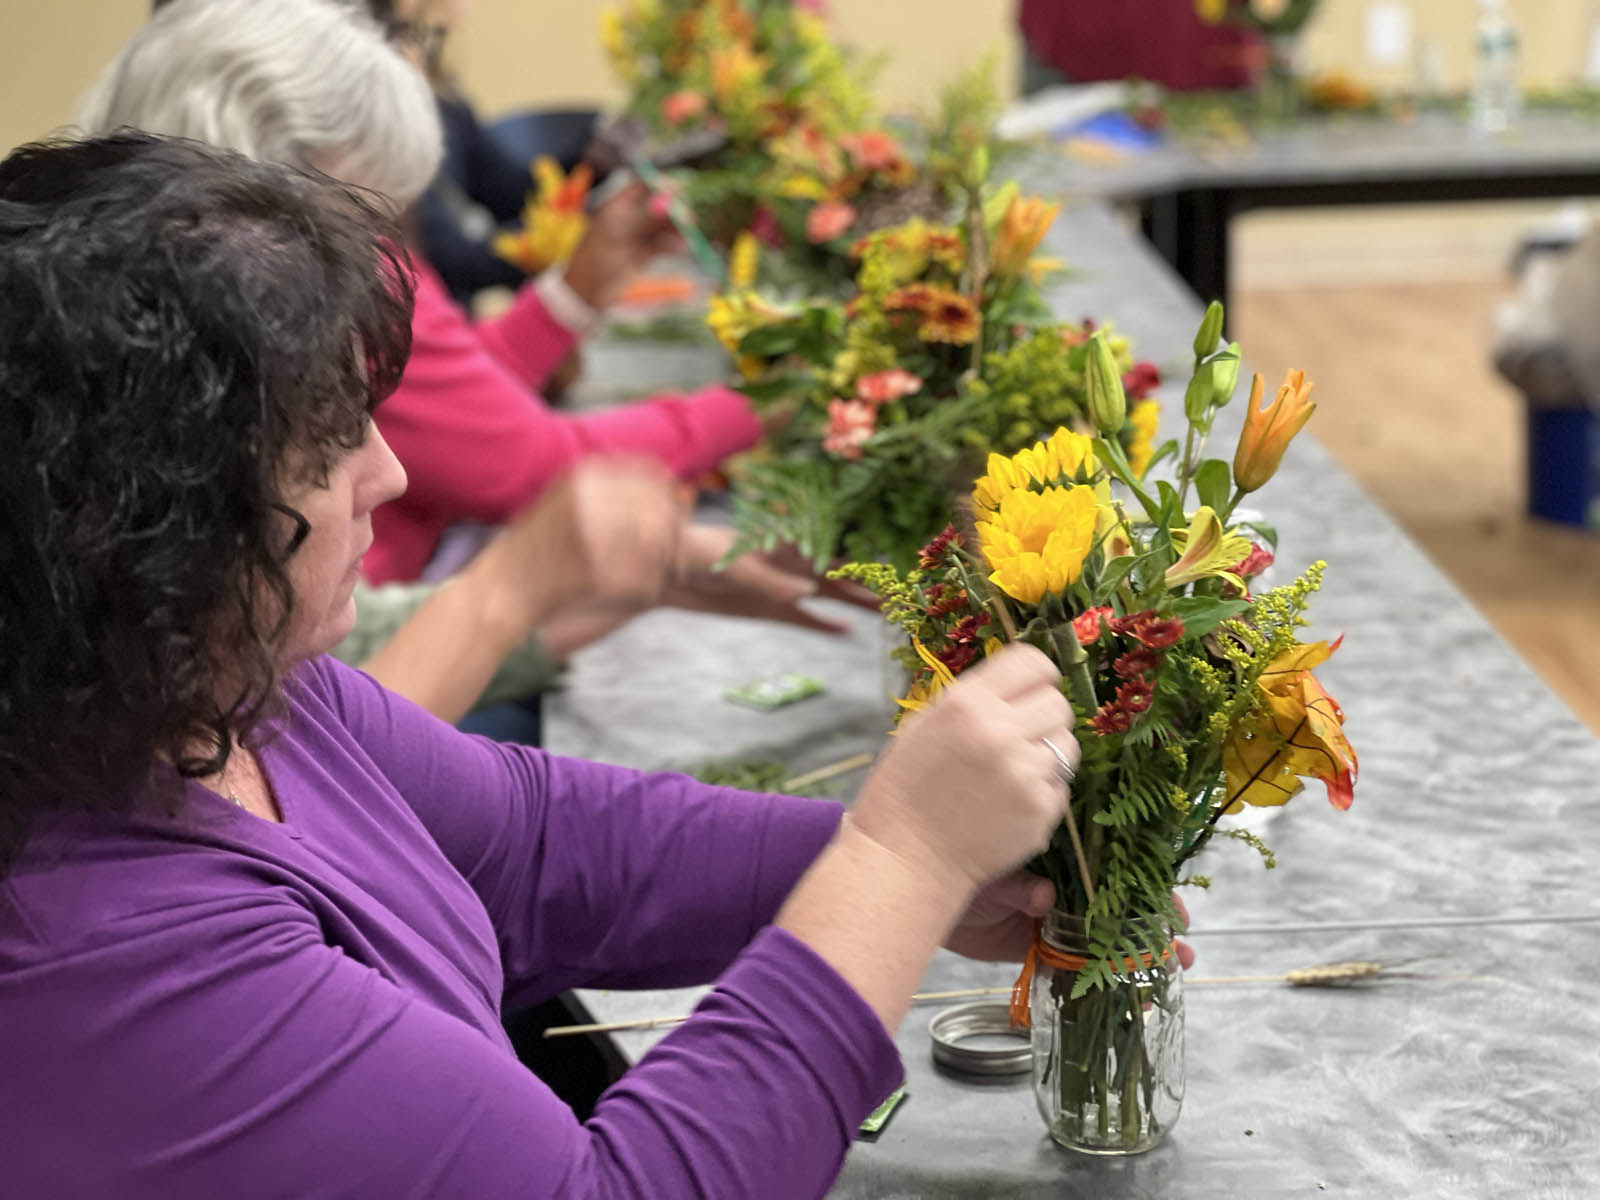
[1257,32,1306,124]
[1028,911,1185,1155]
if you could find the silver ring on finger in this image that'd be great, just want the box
[1040,737,1076,785]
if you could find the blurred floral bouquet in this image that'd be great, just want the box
[839,301,1355,1152]
[1195,0,1319,35]
[602,0,944,290]
[493,157,594,275]
[710,176,1161,571]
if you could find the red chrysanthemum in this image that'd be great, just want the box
[1126,614,1185,649]
[917,524,962,569]
[948,614,986,645]
[926,588,969,619]
[1115,677,1155,714]
[937,642,979,674]
[1091,704,1133,736]
[1107,610,1149,636]
[749,206,784,249]
[1113,647,1162,679]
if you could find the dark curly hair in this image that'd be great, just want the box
[0,132,414,871]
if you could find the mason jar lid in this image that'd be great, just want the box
[928,1001,1031,1076]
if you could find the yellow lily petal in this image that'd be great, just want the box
[1164,506,1253,589]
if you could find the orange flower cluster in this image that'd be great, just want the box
[883,284,980,345]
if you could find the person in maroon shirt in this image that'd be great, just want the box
[1018,0,1262,94]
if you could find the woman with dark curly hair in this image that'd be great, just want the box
[0,132,1080,1199]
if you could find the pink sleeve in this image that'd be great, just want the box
[474,276,584,390]
[383,268,764,526]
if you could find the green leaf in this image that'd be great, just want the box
[1193,458,1233,514]
[1097,436,1161,522]
[1155,481,1183,527]
[1092,555,1140,603]
[1147,438,1180,471]
[735,372,814,406]
[738,322,803,358]
[1168,596,1252,641]
[1234,518,1278,549]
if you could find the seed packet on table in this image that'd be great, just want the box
[724,673,824,711]
[857,1086,908,1140]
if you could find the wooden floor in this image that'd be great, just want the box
[1235,281,1600,733]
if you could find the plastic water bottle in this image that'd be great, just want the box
[1471,0,1521,135]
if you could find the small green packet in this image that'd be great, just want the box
[857,1086,908,1140]
[724,673,824,712]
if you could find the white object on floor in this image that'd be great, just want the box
[995,82,1130,142]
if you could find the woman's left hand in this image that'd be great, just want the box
[661,523,873,634]
[942,872,1057,962]
[944,877,1198,968]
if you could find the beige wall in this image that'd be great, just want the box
[451,1,1020,118]
[455,0,1600,120]
[0,2,146,153]
[4,1,1600,155]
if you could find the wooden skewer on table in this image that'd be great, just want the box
[781,752,875,792]
[542,961,1481,1039]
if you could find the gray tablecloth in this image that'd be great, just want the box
[550,179,1600,1197]
[1019,109,1600,202]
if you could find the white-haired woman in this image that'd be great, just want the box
[88,0,865,738]
[84,0,765,587]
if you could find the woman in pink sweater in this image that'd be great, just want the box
[112,0,763,585]
[375,242,760,582]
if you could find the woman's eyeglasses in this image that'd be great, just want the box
[383,18,449,68]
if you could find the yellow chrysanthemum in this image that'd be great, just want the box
[711,43,766,107]
[706,291,790,355]
[972,427,1097,511]
[896,638,956,715]
[792,10,829,48]
[976,485,1100,606]
[600,7,634,79]
[776,173,829,200]
[1127,400,1161,477]
[729,231,760,290]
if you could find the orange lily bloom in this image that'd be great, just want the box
[1221,638,1357,812]
[1233,368,1316,493]
[991,195,1061,280]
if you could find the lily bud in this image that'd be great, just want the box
[1183,370,1213,424]
[1085,331,1127,435]
[1233,368,1317,493]
[1193,300,1225,361]
[968,144,991,189]
[1211,342,1242,406]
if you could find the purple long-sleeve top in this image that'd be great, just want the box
[0,657,903,1198]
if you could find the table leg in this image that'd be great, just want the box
[1139,189,1232,316]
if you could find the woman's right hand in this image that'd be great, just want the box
[561,180,682,311]
[850,644,1078,895]
[475,458,688,636]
